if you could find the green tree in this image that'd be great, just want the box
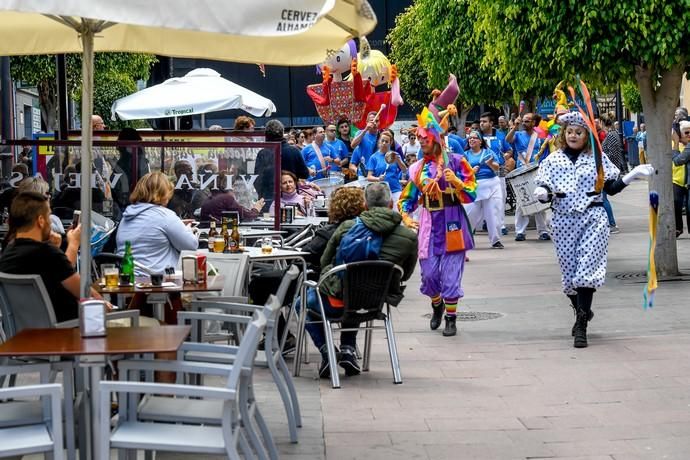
[621,82,643,114]
[387,0,516,130]
[11,52,157,131]
[473,0,690,276]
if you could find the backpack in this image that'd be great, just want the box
[335,217,383,266]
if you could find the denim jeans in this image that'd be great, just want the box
[296,288,358,350]
[602,193,616,227]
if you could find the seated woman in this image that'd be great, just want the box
[200,172,264,222]
[249,186,366,353]
[268,170,312,217]
[116,171,198,274]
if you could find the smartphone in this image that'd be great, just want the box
[72,210,81,228]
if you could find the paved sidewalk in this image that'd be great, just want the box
[305,181,690,460]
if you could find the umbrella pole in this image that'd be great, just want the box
[79,24,95,298]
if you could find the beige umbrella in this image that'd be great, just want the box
[0,0,376,296]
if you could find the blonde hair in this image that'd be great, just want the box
[129,171,174,205]
[18,176,49,196]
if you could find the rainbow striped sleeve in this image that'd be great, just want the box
[398,175,421,214]
[454,155,477,204]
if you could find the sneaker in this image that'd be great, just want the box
[338,345,361,376]
[515,233,526,241]
[491,241,504,249]
[318,358,330,379]
[609,226,620,234]
[501,227,508,236]
[538,233,551,241]
[281,334,297,357]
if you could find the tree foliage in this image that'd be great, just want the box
[472,0,690,275]
[387,0,513,117]
[11,53,157,130]
[621,82,643,114]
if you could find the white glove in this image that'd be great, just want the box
[622,164,655,185]
[533,186,549,202]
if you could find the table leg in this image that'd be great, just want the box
[80,356,104,460]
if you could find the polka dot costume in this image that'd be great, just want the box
[536,149,619,295]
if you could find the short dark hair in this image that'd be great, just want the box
[12,163,28,176]
[265,119,284,142]
[337,118,350,128]
[480,112,493,121]
[10,191,49,232]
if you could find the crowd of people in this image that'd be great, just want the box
[2,95,685,379]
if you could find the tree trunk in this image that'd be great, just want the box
[454,103,471,137]
[635,63,685,276]
[37,80,58,132]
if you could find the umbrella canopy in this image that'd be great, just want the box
[111,68,277,120]
[0,0,376,299]
[0,0,376,65]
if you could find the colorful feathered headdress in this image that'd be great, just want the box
[416,107,446,147]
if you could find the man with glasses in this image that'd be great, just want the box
[672,120,690,237]
[506,112,550,241]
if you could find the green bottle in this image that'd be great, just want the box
[122,240,135,284]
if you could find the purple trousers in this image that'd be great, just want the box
[419,251,465,300]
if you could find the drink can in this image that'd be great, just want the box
[197,254,207,284]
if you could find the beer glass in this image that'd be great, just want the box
[261,237,273,254]
[102,264,119,288]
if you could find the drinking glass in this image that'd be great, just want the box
[102,264,119,288]
[261,236,273,254]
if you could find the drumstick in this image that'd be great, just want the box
[373,103,387,123]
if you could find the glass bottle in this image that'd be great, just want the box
[230,218,241,252]
[221,217,230,253]
[208,220,218,252]
[121,240,135,284]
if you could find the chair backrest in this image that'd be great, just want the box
[282,224,313,247]
[264,268,300,352]
[226,308,267,390]
[179,250,250,297]
[274,265,300,307]
[342,260,398,323]
[0,273,58,338]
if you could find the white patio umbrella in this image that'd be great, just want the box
[111,68,277,121]
[0,0,376,297]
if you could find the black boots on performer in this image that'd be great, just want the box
[442,315,457,337]
[430,302,445,330]
[571,288,595,348]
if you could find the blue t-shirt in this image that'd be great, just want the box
[511,131,544,167]
[351,132,378,174]
[464,148,499,180]
[481,131,511,166]
[366,151,403,193]
[302,142,334,180]
[324,138,349,172]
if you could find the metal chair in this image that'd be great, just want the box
[99,310,268,460]
[0,272,139,460]
[0,364,64,460]
[181,265,302,444]
[300,260,404,389]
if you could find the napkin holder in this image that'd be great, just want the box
[79,299,107,337]
[182,255,198,284]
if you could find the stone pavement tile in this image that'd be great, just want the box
[326,443,429,460]
[423,442,539,460]
[624,436,690,458]
[324,413,430,433]
[543,439,636,457]
[325,431,392,447]
[425,415,524,431]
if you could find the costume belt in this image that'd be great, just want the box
[423,191,459,211]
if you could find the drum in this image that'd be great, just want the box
[505,163,551,216]
[311,176,345,199]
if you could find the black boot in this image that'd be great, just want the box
[573,310,588,348]
[442,315,457,337]
[430,301,445,330]
[570,291,594,336]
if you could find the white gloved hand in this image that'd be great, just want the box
[622,164,655,185]
[533,186,549,202]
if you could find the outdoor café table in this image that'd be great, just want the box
[240,215,329,229]
[198,227,287,245]
[93,275,224,323]
[0,325,191,460]
[195,247,309,374]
